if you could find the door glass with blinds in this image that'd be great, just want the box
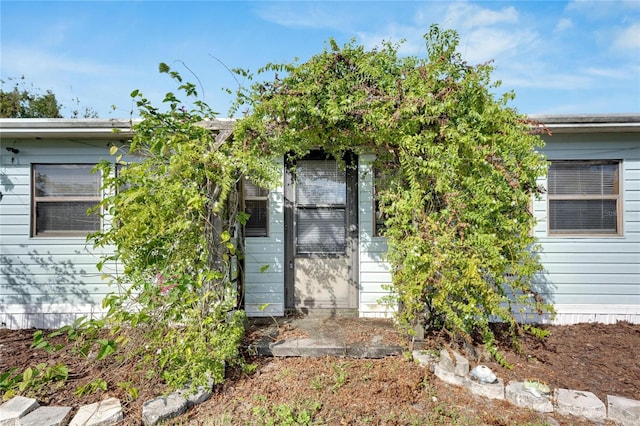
[548,160,621,236]
[295,158,346,254]
[32,164,101,236]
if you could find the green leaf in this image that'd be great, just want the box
[96,340,116,360]
[22,367,33,382]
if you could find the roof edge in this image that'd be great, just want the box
[528,113,640,133]
[0,118,235,139]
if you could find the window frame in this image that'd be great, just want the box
[547,160,623,237]
[293,156,348,255]
[372,167,388,237]
[31,163,102,238]
[243,177,269,238]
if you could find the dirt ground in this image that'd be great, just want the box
[1,319,638,425]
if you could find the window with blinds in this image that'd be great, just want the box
[295,159,347,254]
[244,178,269,237]
[32,164,101,236]
[548,160,621,236]
[373,167,388,237]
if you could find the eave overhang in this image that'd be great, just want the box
[528,113,640,134]
[0,118,236,139]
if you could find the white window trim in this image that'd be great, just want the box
[31,163,102,237]
[547,160,623,238]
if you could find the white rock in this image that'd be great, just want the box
[470,365,497,384]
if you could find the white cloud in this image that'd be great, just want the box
[1,46,126,77]
[357,23,427,56]
[554,18,574,33]
[356,1,538,64]
[501,70,594,90]
[612,23,640,51]
[441,2,519,29]
[459,27,538,64]
[585,66,633,80]
[254,3,354,30]
[567,0,640,13]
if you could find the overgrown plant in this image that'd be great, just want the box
[89,63,248,390]
[233,25,553,363]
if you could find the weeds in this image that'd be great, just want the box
[251,401,321,426]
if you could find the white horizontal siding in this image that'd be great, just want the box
[0,304,106,329]
[533,133,640,320]
[355,136,640,324]
[358,156,394,318]
[244,159,285,317]
[0,138,116,328]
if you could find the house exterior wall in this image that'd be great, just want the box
[357,155,394,318]
[243,159,286,317]
[1,118,638,328]
[531,132,640,324]
[0,139,115,329]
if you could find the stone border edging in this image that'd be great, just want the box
[412,349,640,426]
[3,348,639,425]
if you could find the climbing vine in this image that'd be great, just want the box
[89,64,250,390]
[234,25,553,361]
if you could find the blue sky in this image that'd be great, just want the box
[1,1,639,118]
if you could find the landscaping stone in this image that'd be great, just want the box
[607,395,640,426]
[177,378,215,407]
[505,381,553,413]
[0,396,39,426]
[465,377,505,400]
[69,398,123,426]
[438,349,469,376]
[18,406,72,426]
[141,392,188,426]
[433,363,466,386]
[555,388,606,423]
[412,350,438,370]
[469,365,497,384]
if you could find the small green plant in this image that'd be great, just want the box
[117,381,139,401]
[75,378,108,396]
[309,374,325,390]
[31,330,63,352]
[252,401,322,426]
[330,362,348,393]
[0,363,68,399]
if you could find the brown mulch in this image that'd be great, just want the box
[1,319,639,425]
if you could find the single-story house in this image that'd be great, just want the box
[0,114,638,329]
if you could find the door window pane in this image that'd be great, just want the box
[296,160,346,205]
[296,208,346,254]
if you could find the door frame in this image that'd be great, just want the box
[284,150,359,310]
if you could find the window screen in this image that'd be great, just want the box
[295,158,347,254]
[373,167,388,237]
[296,160,346,206]
[244,178,269,237]
[32,164,101,236]
[548,161,621,235]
